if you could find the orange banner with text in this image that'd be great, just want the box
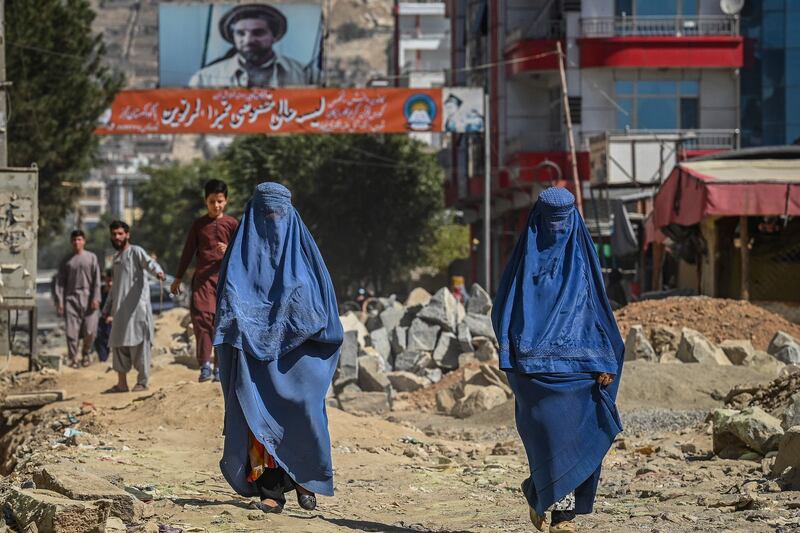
[95,87,488,135]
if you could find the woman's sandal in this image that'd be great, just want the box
[251,500,283,514]
[297,493,316,511]
[81,355,91,367]
[103,384,129,394]
[529,507,548,532]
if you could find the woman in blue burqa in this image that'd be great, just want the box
[214,182,343,513]
[492,187,624,533]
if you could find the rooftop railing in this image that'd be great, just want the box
[581,16,739,38]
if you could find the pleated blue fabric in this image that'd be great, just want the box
[491,187,625,514]
[214,182,343,497]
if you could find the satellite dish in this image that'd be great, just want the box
[720,0,744,15]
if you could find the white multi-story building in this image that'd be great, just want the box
[394,1,450,146]
[447,0,743,289]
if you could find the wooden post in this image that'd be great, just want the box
[556,41,583,215]
[740,215,750,301]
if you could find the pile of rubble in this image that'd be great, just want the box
[622,323,798,374]
[0,464,153,532]
[615,296,800,351]
[331,285,510,418]
[709,362,800,495]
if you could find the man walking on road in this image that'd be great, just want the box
[103,220,165,393]
[54,230,102,369]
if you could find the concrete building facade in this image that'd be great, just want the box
[446,0,744,290]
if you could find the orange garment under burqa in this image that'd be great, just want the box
[247,431,277,483]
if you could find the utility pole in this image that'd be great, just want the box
[556,41,583,215]
[0,0,8,356]
[0,0,7,166]
[482,92,491,292]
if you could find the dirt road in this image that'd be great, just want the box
[1,340,798,531]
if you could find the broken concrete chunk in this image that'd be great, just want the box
[405,287,432,308]
[369,327,392,362]
[33,464,149,523]
[624,325,657,362]
[406,318,440,352]
[8,487,111,533]
[2,391,65,409]
[464,313,496,341]
[417,287,461,332]
[676,328,731,365]
[768,331,800,365]
[452,385,508,418]
[432,332,461,370]
[357,354,391,392]
[720,340,755,366]
[466,283,492,315]
[386,371,429,392]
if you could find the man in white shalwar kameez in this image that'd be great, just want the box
[102,220,165,393]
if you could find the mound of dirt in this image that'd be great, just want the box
[615,297,800,351]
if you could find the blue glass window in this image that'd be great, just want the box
[638,99,678,128]
[615,80,634,95]
[615,78,699,129]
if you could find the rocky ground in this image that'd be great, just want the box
[0,294,800,532]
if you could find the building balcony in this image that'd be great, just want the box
[579,16,743,68]
[504,20,564,76]
[586,128,740,186]
[503,134,591,188]
[582,16,738,38]
[397,2,445,17]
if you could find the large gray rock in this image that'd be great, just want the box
[774,426,800,477]
[405,287,432,308]
[379,305,405,332]
[8,487,111,533]
[452,385,508,418]
[419,367,443,383]
[369,328,392,361]
[432,332,461,370]
[457,322,473,352]
[676,328,731,365]
[394,350,424,372]
[768,331,800,365]
[357,354,391,392]
[407,318,440,352]
[416,287,462,332]
[467,283,492,315]
[338,331,360,384]
[390,326,408,355]
[33,464,148,523]
[386,371,429,392]
[624,325,657,362]
[464,313,496,341]
[713,407,784,457]
[782,393,800,430]
[463,364,513,397]
[340,312,369,348]
[721,340,755,365]
[473,336,499,361]
[650,325,680,355]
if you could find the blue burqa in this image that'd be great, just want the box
[214,182,343,498]
[491,187,624,515]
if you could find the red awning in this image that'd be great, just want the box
[647,159,800,244]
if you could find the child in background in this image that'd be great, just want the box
[171,180,239,382]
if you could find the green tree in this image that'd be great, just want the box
[6,0,123,238]
[223,134,443,292]
[422,213,471,272]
